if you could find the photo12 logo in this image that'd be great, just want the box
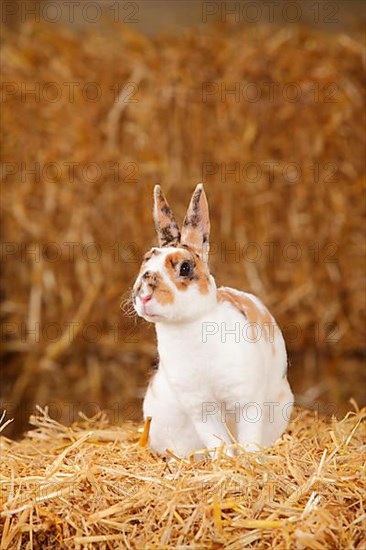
[1,1,140,24]
[1,161,139,185]
[201,2,340,25]
[202,161,339,185]
[1,241,141,264]
[2,81,139,105]
[201,320,341,346]
[202,81,339,104]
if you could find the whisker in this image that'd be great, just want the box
[120,289,136,318]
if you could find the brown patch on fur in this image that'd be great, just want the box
[164,248,210,294]
[178,245,210,294]
[147,271,174,305]
[136,270,174,305]
[193,253,210,295]
[165,251,190,291]
[142,248,161,266]
[154,280,174,305]
[217,288,277,352]
[137,249,161,280]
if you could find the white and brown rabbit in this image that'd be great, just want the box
[132,184,294,457]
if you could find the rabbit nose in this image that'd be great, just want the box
[140,294,152,305]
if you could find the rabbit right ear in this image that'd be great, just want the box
[153,186,181,247]
[180,184,210,261]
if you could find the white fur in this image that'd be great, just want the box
[137,280,294,456]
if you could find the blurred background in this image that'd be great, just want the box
[1,0,365,438]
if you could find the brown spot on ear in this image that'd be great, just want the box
[217,288,277,352]
[181,184,210,256]
[157,224,180,247]
[154,186,180,247]
[183,187,202,228]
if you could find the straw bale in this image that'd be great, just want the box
[0,405,365,548]
[1,21,365,436]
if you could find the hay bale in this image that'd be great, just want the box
[1,21,365,436]
[0,406,365,548]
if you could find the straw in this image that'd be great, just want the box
[0,405,365,548]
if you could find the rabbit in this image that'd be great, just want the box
[132,184,294,457]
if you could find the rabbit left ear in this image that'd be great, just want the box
[153,185,181,247]
[181,184,210,260]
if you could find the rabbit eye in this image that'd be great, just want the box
[179,261,192,277]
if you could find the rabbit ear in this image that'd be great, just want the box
[181,184,210,260]
[153,185,181,247]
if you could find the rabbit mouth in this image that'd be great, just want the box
[142,311,166,322]
[144,309,157,318]
[141,300,156,317]
[136,299,164,321]
[143,306,166,321]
